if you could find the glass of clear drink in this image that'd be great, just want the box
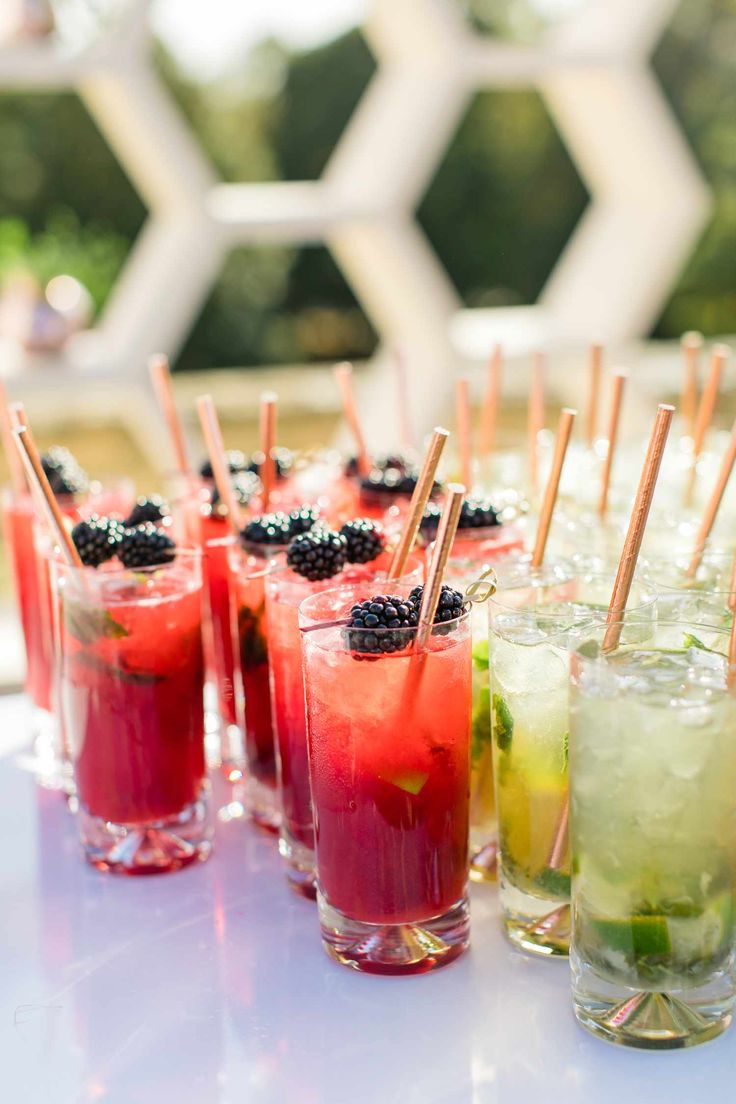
[570,620,736,1049]
[489,562,657,956]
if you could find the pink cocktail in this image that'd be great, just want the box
[54,552,210,874]
[265,549,423,896]
[301,582,472,973]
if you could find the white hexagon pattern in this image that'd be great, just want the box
[0,0,711,436]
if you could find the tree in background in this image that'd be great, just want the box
[0,2,732,370]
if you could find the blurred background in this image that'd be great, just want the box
[0,0,734,677]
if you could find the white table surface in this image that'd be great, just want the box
[1,694,734,1104]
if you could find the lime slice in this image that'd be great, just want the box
[590,914,672,958]
[535,867,571,898]
[382,770,428,795]
[472,639,489,670]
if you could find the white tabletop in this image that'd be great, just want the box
[0,694,733,1104]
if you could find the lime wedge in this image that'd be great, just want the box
[591,914,672,957]
[472,639,489,670]
[493,693,514,751]
[382,770,429,795]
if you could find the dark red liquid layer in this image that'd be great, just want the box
[305,632,471,924]
[237,593,276,787]
[201,515,237,728]
[3,493,53,711]
[63,575,206,824]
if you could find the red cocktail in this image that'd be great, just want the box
[265,549,423,896]
[230,545,284,830]
[301,582,472,973]
[53,552,210,874]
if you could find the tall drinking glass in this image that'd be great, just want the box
[570,621,736,1048]
[229,543,285,830]
[265,551,423,896]
[489,562,657,956]
[53,551,211,874]
[301,582,472,973]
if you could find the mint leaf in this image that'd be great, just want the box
[471,686,492,762]
[65,602,129,645]
[683,633,725,657]
[493,692,514,752]
[535,867,571,898]
[562,730,569,770]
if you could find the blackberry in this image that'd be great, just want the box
[409,583,466,635]
[41,446,89,498]
[241,512,292,547]
[246,447,292,481]
[199,450,248,480]
[360,466,439,499]
[71,515,124,568]
[345,453,410,478]
[344,593,419,655]
[124,495,171,527]
[211,471,261,515]
[288,505,320,536]
[340,518,385,564]
[118,524,176,569]
[286,527,347,581]
[419,496,501,538]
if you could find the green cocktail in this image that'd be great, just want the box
[570,623,736,1049]
[490,563,656,956]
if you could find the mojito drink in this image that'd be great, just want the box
[570,626,736,1048]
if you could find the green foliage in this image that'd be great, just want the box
[0,6,733,360]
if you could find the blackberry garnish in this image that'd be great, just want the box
[246,448,292,481]
[409,583,465,634]
[241,512,292,547]
[199,450,248,480]
[419,496,501,538]
[71,515,124,568]
[41,446,89,498]
[124,495,171,527]
[344,593,419,654]
[286,528,347,581]
[211,471,261,515]
[288,505,320,536]
[118,524,176,569]
[340,518,385,564]
[360,466,439,498]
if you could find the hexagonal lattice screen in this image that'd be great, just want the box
[0,0,712,426]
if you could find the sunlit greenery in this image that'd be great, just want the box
[0,2,733,370]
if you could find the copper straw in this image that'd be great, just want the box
[603,404,674,652]
[728,614,736,691]
[531,408,576,568]
[196,395,243,536]
[149,353,191,478]
[480,344,502,459]
[681,331,702,438]
[685,343,729,506]
[386,426,449,580]
[259,391,277,510]
[528,351,545,493]
[394,347,413,450]
[334,361,371,477]
[586,343,603,448]
[597,371,627,519]
[456,378,472,490]
[12,425,83,568]
[729,554,736,615]
[417,483,465,650]
[686,416,736,578]
[0,381,26,494]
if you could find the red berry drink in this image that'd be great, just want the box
[265,531,422,897]
[53,552,211,874]
[301,582,472,973]
[200,512,244,777]
[230,545,285,831]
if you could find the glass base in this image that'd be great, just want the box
[245,776,281,833]
[318,893,470,975]
[27,709,74,793]
[79,794,213,875]
[572,948,734,1049]
[278,827,316,899]
[469,840,498,883]
[500,875,570,956]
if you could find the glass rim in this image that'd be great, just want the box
[489,568,658,616]
[49,543,203,575]
[300,606,471,640]
[571,618,732,658]
[298,577,425,627]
